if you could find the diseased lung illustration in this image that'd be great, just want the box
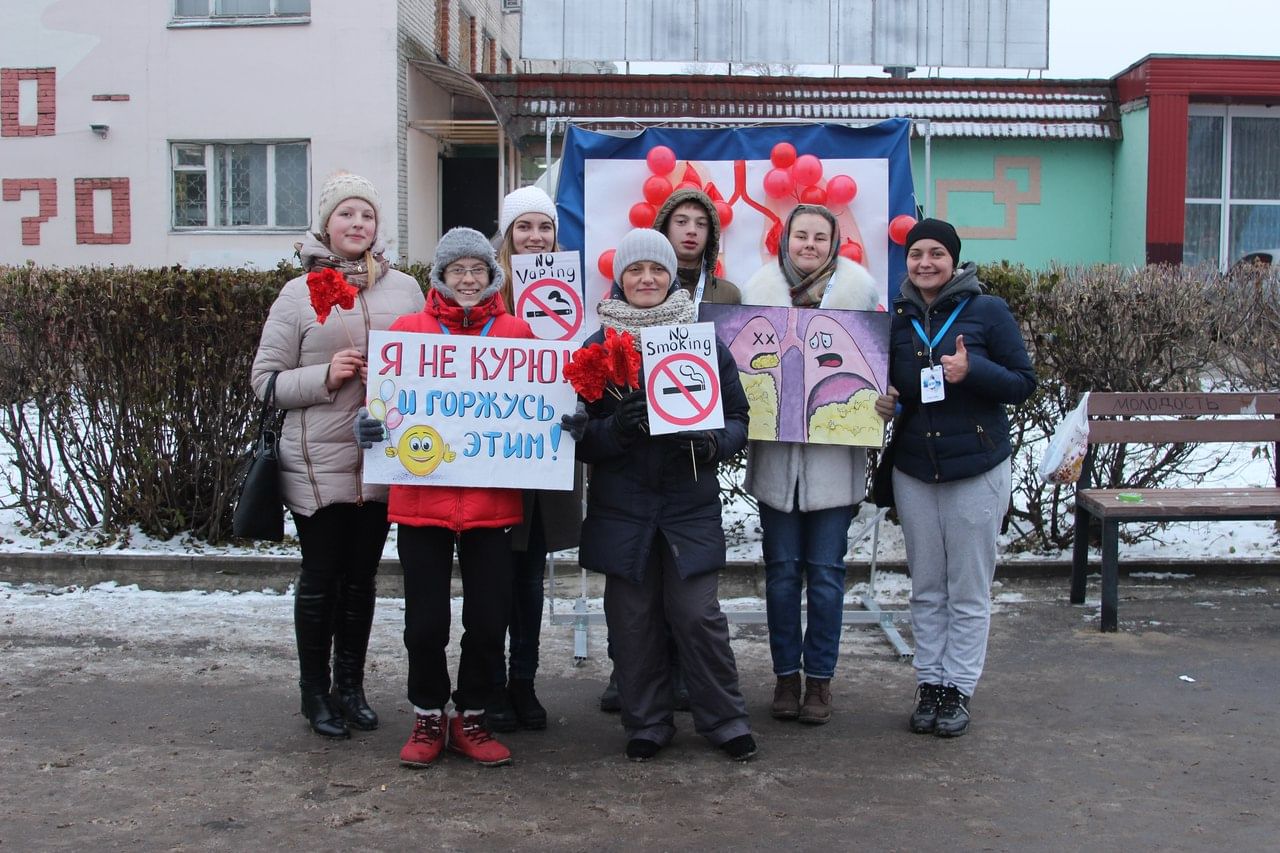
[701,304,889,448]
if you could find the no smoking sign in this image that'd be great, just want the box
[641,323,725,436]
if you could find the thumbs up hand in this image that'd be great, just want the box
[940,334,969,384]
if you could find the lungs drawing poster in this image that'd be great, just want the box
[361,330,579,489]
[699,304,889,448]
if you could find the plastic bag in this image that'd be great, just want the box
[1038,392,1091,485]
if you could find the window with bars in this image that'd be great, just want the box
[1184,106,1280,268]
[173,0,310,19]
[172,141,309,230]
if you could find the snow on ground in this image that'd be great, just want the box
[1,570,1039,676]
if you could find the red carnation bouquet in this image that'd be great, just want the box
[306,267,359,347]
[563,328,641,402]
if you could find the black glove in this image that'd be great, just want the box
[686,431,718,463]
[664,431,717,462]
[560,402,588,441]
[352,407,386,448]
[610,390,649,439]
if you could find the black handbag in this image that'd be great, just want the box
[232,372,285,541]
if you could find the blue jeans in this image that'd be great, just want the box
[759,501,855,679]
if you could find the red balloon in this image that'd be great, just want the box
[839,241,865,263]
[800,185,827,205]
[643,175,673,206]
[676,181,701,192]
[826,174,857,206]
[646,145,677,176]
[889,214,917,245]
[763,168,794,199]
[714,201,733,229]
[714,258,725,278]
[792,154,824,188]
[770,142,797,169]
[597,249,615,280]
[629,201,657,228]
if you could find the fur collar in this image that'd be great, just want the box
[741,256,880,311]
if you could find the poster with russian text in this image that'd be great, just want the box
[362,330,579,489]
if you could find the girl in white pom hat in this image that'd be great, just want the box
[486,186,585,734]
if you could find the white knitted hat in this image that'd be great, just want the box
[499,186,558,236]
[612,228,678,286]
[316,171,382,235]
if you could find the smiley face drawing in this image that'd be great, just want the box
[385,424,456,476]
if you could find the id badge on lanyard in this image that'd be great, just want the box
[911,297,969,405]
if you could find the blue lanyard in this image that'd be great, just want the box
[438,316,496,337]
[911,297,969,362]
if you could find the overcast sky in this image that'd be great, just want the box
[1041,0,1276,78]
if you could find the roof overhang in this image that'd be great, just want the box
[475,73,1121,141]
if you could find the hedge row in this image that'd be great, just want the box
[0,261,1275,548]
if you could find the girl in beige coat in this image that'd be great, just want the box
[251,172,424,739]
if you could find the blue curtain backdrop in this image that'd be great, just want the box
[554,119,916,298]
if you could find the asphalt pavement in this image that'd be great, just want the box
[2,558,1278,851]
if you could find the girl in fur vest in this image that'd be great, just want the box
[740,204,880,726]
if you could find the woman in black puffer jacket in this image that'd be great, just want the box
[567,228,756,764]
[875,219,1036,740]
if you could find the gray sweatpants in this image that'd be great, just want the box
[893,459,1011,698]
[603,535,751,748]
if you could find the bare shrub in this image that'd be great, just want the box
[983,262,1241,551]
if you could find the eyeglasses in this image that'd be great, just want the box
[444,265,489,280]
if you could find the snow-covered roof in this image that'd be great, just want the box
[476,74,1120,141]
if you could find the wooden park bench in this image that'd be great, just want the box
[1070,392,1280,631]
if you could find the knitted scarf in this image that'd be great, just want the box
[596,288,697,348]
[296,232,391,289]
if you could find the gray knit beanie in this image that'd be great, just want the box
[429,227,504,302]
[315,171,382,236]
[499,186,558,236]
[612,228,678,287]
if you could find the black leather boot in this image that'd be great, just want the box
[333,570,378,731]
[294,586,336,706]
[508,678,548,730]
[335,687,378,731]
[486,687,519,733]
[301,692,350,739]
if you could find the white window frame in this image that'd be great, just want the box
[170,140,310,233]
[170,0,310,27]
[1187,104,1280,268]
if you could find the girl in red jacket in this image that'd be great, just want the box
[356,227,533,767]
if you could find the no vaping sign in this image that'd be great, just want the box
[511,252,586,341]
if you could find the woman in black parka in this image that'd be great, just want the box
[563,228,756,763]
[875,218,1036,739]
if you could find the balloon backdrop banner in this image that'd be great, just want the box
[553,120,915,340]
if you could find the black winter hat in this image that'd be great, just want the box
[905,218,961,267]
